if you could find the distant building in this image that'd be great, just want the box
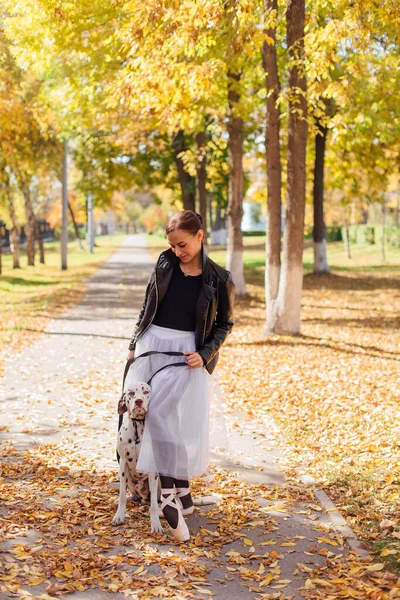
[0,219,54,249]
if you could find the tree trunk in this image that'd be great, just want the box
[30,184,45,264]
[263,0,282,331]
[381,200,386,261]
[195,131,208,243]
[313,120,329,274]
[173,130,195,211]
[10,226,20,269]
[351,201,356,225]
[68,202,84,250]
[343,212,351,259]
[269,0,308,334]
[226,70,246,297]
[7,165,33,266]
[208,192,213,231]
[4,172,21,269]
[22,185,36,266]
[87,190,94,253]
[216,202,221,229]
[33,215,45,264]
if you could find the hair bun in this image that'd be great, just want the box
[195,213,203,225]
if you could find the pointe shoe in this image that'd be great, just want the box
[158,487,194,518]
[160,488,190,543]
[157,498,193,518]
[176,487,195,515]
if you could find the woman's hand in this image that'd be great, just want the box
[126,349,135,361]
[184,351,204,369]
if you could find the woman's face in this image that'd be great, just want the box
[167,229,203,263]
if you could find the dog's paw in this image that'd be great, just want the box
[150,516,164,534]
[112,512,126,525]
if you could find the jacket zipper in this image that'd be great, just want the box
[201,279,215,345]
[201,303,209,346]
[135,270,159,344]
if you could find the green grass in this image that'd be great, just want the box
[303,241,400,272]
[146,232,400,274]
[1,233,126,282]
[0,233,127,361]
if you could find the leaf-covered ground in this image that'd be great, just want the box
[217,266,400,577]
[2,439,399,600]
[149,234,400,571]
[1,235,400,599]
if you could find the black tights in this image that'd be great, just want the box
[159,475,192,529]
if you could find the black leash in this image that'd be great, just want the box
[116,351,188,463]
[120,350,187,394]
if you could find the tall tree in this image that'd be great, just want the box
[21,181,35,266]
[312,118,329,273]
[173,130,196,211]
[262,0,282,328]
[195,130,208,240]
[8,192,21,269]
[31,182,45,264]
[265,0,308,334]
[226,69,246,296]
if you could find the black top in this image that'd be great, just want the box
[153,262,202,331]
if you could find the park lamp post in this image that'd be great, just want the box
[87,187,94,254]
[61,139,68,270]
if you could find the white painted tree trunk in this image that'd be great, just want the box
[87,190,94,254]
[7,187,20,269]
[227,70,246,298]
[313,239,329,273]
[268,262,303,334]
[266,0,307,335]
[263,0,283,335]
[226,246,246,297]
[264,263,280,334]
[343,223,351,259]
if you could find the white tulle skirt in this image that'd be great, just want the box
[124,324,229,480]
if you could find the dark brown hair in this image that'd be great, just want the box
[165,210,203,236]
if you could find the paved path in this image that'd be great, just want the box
[0,235,361,600]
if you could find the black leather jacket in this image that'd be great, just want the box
[128,244,235,374]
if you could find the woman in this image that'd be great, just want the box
[124,210,235,542]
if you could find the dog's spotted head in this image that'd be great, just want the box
[118,382,151,420]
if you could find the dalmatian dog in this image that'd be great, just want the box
[112,382,163,534]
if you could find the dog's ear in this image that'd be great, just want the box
[117,392,128,415]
